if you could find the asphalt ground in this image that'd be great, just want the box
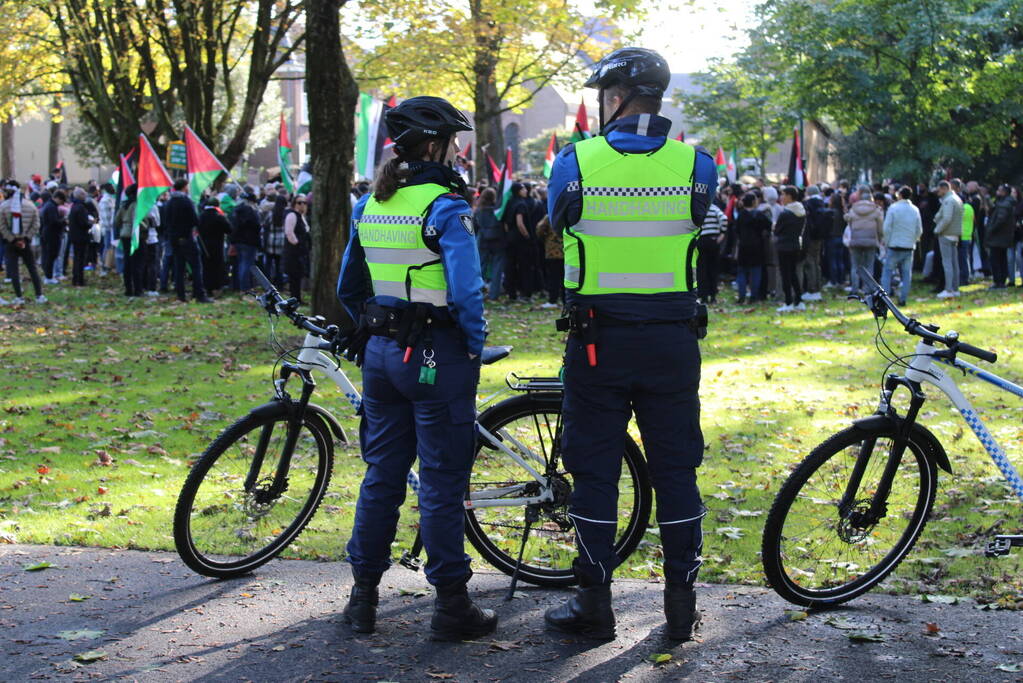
[2,544,1022,682]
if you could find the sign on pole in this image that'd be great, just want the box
[165,140,187,170]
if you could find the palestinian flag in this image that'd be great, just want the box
[569,101,591,143]
[296,162,313,194]
[788,127,805,188]
[376,95,396,159]
[542,132,559,179]
[676,130,685,142]
[55,160,67,186]
[494,147,514,221]
[726,149,737,183]
[279,114,295,193]
[184,125,228,204]
[715,147,726,177]
[355,93,384,180]
[113,149,135,213]
[486,153,502,185]
[132,134,173,255]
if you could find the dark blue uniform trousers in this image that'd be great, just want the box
[346,329,480,587]
[562,322,705,586]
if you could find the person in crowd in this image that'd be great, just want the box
[959,189,976,286]
[473,187,505,301]
[774,186,806,312]
[800,185,829,301]
[825,187,847,288]
[218,183,240,217]
[696,202,726,303]
[734,192,771,304]
[282,194,311,304]
[844,184,884,294]
[933,180,963,299]
[114,185,144,297]
[263,194,288,287]
[336,96,496,642]
[98,182,117,275]
[1008,186,1023,286]
[164,178,210,303]
[503,183,537,300]
[230,189,262,292]
[545,47,714,643]
[986,184,1017,290]
[759,185,782,300]
[880,185,922,306]
[197,197,232,297]
[39,189,67,283]
[67,187,97,286]
[535,205,564,309]
[0,183,46,304]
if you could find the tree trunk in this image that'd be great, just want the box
[1,116,13,179]
[306,0,358,326]
[48,103,62,172]
[473,82,504,182]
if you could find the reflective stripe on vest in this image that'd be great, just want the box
[962,202,975,241]
[360,183,449,306]
[564,136,698,295]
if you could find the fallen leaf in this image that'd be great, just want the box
[68,594,91,602]
[426,674,455,680]
[785,610,808,621]
[23,561,54,571]
[73,650,107,663]
[824,616,858,630]
[925,622,941,636]
[97,486,109,495]
[398,588,430,598]
[921,594,958,605]
[848,632,886,643]
[996,663,1022,673]
[271,645,286,652]
[648,653,672,664]
[37,465,51,475]
[57,629,104,641]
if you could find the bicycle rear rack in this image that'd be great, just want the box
[506,372,563,392]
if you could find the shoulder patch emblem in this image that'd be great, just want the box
[424,224,438,237]
[460,214,474,236]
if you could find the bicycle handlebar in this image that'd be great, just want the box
[857,267,997,364]
[251,266,336,342]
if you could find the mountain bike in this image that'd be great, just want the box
[173,266,652,588]
[762,269,1023,608]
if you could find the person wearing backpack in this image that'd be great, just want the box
[473,187,505,300]
[801,185,829,301]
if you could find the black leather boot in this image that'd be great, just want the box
[664,583,700,641]
[430,577,498,642]
[544,582,615,640]
[342,576,379,634]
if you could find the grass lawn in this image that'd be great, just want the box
[1,274,1022,606]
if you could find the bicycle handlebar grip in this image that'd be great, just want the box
[957,342,997,364]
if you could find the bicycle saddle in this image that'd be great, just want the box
[481,345,513,366]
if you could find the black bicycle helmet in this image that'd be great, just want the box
[584,48,671,132]
[384,96,473,156]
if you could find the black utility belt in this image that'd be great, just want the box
[555,304,708,368]
[363,302,454,344]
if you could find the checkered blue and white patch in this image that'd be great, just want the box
[359,214,423,225]
[582,185,692,197]
[960,408,1023,500]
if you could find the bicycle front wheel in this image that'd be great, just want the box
[465,393,652,587]
[761,424,937,607]
[174,403,334,578]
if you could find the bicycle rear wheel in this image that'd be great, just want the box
[174,402,334,578]
[761,424,937,607]
[464,393,652,587]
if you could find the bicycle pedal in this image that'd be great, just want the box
[984,536,1020,558]
[399,551,422,572]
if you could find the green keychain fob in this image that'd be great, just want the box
[419,365,437,385]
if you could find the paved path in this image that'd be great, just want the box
[2,544,1021,681]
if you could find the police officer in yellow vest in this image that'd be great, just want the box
[959,200,975,286]
[336,96,497,641]
[544,48,717,641]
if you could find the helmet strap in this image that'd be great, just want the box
[599,88,639,135]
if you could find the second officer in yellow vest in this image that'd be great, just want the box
[336,96,496,641]
[544,48,718,641]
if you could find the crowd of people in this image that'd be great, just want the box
[0,172,314,306]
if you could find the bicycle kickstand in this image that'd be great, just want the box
[505,506,539,602]
[985,535,1023,558]
[399,531,424,571]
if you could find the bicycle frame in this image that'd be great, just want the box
[290,333,555,509]
[891,339,1023,502]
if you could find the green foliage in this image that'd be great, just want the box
[746,0,1023,181]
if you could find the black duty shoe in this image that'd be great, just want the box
[196,297,214,303]
[664,584,701,641]
[430,579,498,642]
[342,579,379,634]
[544,585,615,640]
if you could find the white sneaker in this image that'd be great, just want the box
[843,286,853,293]
[145,290,160,297]
[539,302,559,309]
[2,277,10,284]
[0,296,7,305]
[11,296,25,305]
[950,290,961,297]
[776,304,793,313]
[36,295,48,304]
[794,302,807,311]
[810,292,824,301]
[936,290,952,299]
[43,277,58,285]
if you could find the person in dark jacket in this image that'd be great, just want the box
[163,178,210,303]
[67,188,98,286]
[502,183,536,300]
[39,190,67,282]
[230,190,262,292]
[986,184,1017,289]
[282,193,310,304]
[734,193,772,303]
[774,186,806,311]
[198,197,232,296]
